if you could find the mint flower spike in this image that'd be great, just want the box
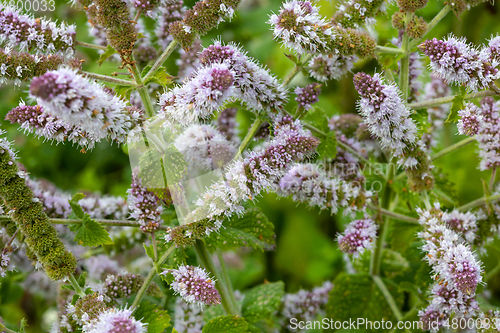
[353,72,434,192]
[473,97,500,171]
[281,281,333,325]
[0,4,76,56]
[160,62,236,126]
[0,129,77,280]
[337,219,378,257]
[331,0,386,29]
[29,68,143,146]
[307,53,357,82]
[199,41,288,114]
[295,83,321,110]
[457,102,484,137]
[155,0,187,49]
[166,265,222,307]
[419,35,500,93]
[82,307,147,333]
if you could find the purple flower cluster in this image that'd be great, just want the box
[0,4,75,56]
[82,307,146,333]
[419,35,500,92]
[307,53,356,82]
[337,219,377,257]
[173,115,319,232]
[155,0,187,48]
[160,62,236,125]
[165,265,221,307]
[417,205,482,330]
[472,97,500,170]
[295,84,321,110]
[198,41,288,113]
[217,107,239,142]
[127,172,165,233]
[354,72,434,191]
[278,163,369,215]
[29,68,142,145]
[0,253,14,277]
[280,281,333,331]
[457,102,484,136]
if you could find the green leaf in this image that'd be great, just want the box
[141,65,153,77]
[316,131,337,160]
[377,46,404,72]
[202,315,248,333]
[242,281,284,323]
[203,304,226,323]
[114,85,134,101]
[144,66,175,87]
[70,214,113,247]
[302,107,330,133]
[325,273,403,332]
[398,281,421,297]
[77,272,87,288]
[446,88,466,123]
[205,207,275,251]
[134,301,171,333]
[69,193,86,219]
[97,45,118,66]
[389,221,421,252]
[19,318,28,333]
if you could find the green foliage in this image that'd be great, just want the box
[446,87,467,123]
[202,315,248,333]
[242,281,285,323]
[316,131,337,160]
[134,301,171,333]
[205,207,275,251]
[68,194,113,247]
[302,107,330,133]
[97,45,118,66]
[142,66,175,86]
[325,273,403,333]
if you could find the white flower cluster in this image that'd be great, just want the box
[82,307,147,333]
[307,53,357,82]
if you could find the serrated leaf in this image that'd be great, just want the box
[325,273,403,333]
[144,66,175,87]
[134,301,171,333]
[205,207,275,251]
[97,45,118,66]
[242,281,284,323]
[71,215,113,247]
[446,88,466,123]
[202,315,248,333]
[71,294,80,306]
[141,65,153,77]
[69,193,86,219]
[114,85,134,101]
[317,131,337,160]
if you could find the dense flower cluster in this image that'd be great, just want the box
[160,62,236,125]
[173,297,205,332]
[417,205,482,330]
[0,4,75,56]
[82,307,146,333]
[102,273,162,302]
[331,0,385,28]
[198,41,288,113]
[337,219,377,257]
[155,0,187,48]
[0,252,13,277]
[29,68,143,145]
[217,107,239,142]
[471,97,500,170]
[176,39,202,80]
[419,35,500,92]
[280,281,333,331]
[457,102,484,136]
[166,265,221,307]
[295,84,321,110]
[307,53,356,82]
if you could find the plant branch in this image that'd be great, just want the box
[399,13,412,101]
[376,45,405,54]
[283,54,313,86]
[68,274,86,297]
[0,216,165,229]
[2,229,19,253]
[75,40,108,51]
[431,137,476,161]
[373,276,411,333]
[128,58,156,118]
[143,40,179,83]
[217,250,238,313]
[82,71,137,86]
[194,240,239,316]
[151,233,158,262]
[409,90,497,109]
[131,245,175,309]
[367,204,419,224]
[234,118,263,160]
[457,193,500,212]
[408,5,452,50]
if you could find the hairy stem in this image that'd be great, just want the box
[68,274,86,297]
[408,5,452,50]
[400,13,412,101]
[431,137,476,161]
[376,45,405,54]
[131,245,175,309]
[194,240,239,316]
[128,58,155,118]
[409,90,497,109]
[234,118,263,160]
[458,193,500,212]
[151,233,158,262]
[283,54,313,86]
[367,205,419,224]
[75,40,108,51]
[217,250,238,312]
[81,71,137,86]
[143,40,179,83]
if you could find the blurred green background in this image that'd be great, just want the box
[0,0,499,331]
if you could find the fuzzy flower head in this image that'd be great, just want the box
[166,265,221,307]
[82,307,146,333]
[419,35,500,92]
[295,84,321,110]
[160,62,236,125]
[475,97,500,170]
[268,0,333,54]
[331,0,385,28]
[337,219,377,257]
[308,53,356,82]
[457,103,484,136]
[155,1,187,48]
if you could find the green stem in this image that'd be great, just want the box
[234,118,263,160]
[81,71,136,86]
[217,250,238,312]
[431,137,476,161]
[128,59,155,118]
[409,90,497,109]
[457,193,500,212]
[68,274,86,297]
[283,54,313,86]
[0,323,18,333]
[367,204,419,224]
[372,276,411,333]
[131,245,175,309]
[143,40,179,83]
[376,45,405,54]
[194,240,239,316]
[408,5,452,50]
[399,13,412,101]
[151,233,158,262]
[75,40,108,51]
[1,216,163,229]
